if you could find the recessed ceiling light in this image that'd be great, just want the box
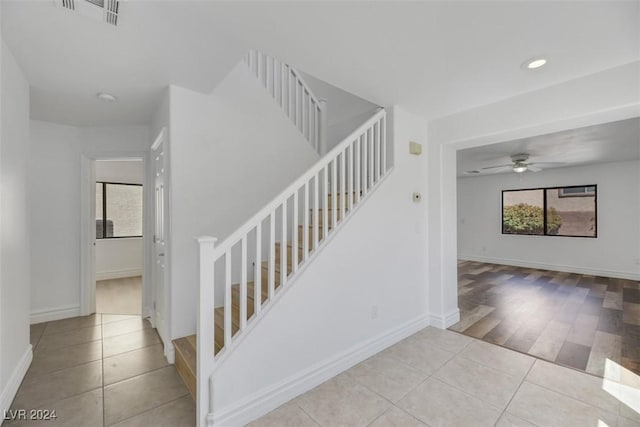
[522,57,547,70]
[96,92,117,102]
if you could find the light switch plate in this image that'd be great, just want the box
[409,141,422,155]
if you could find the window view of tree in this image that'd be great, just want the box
[96,182,143,238]
[502,186,596,238]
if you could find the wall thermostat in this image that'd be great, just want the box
[409,141,422,155]
[413,192,422,202]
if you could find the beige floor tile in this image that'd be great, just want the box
[103,366,189,425]
[368,406,427,427]
[12,361,102,410]
[458,339,534,380]
[601,358,640,421]
[103,327,161,358]
[102,317,151,339]
[507,381,618,427]
[495,412,536,427]
[433,355,521,410]
[409,327,473,354]
[110,395,196,427]
[346,352,427,402]
[103,343,168,385]
[4,389,103,427]
[586,331,622,376]
[528,320,572,361]
[248,401,318,427]
[36,325,102,350]
[295,373,390,426]
[43,314,101,335]
[397,377,501,427]
[102,314,140,324]
[96,277,142,315]
[28,340,102,377]
[618,416,640,427]
[381,335,455,375]
[526,359,620,414]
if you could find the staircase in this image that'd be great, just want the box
[173,195,346,400]
[170,51,390,427]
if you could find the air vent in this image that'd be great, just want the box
[466,170,481,174]
[56,0,119,26]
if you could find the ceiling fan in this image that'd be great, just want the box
[480,154,564,174]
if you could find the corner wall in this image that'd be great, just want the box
[0,38,32,419]
[458,160,640,279]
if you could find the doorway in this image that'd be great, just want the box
[94,159,145,315]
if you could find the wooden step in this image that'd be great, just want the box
[173,335,197,401]
[310,208,343,225]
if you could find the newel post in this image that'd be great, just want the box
[196,236,217,427]
[318,98,328,155]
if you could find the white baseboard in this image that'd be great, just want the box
[429,309,460,329]
[0,345,32,422]
[459,254,640,281]
[211,314,430,427]
[164,342,175,365]
[95,269,142,281]
[30,305,80,324]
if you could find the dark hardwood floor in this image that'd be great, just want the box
[450,260,640,377]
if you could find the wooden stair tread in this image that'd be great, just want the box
[173,336,197,400]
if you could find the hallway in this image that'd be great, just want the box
[6,315,194,426]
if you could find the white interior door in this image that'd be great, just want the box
[152,139,167,341]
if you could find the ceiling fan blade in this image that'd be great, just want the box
[486,166,514,173]
[529,162,565,167]
[527,165,542,172]
[481,163,513,170]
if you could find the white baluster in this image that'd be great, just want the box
[331,158,337,230]
[254,222,261,315]
[240,235,247,331]
[322,166,328,241]
[292,191,299,272]
[281,201,287,287]
[302,90,308,141]
[268,211,275,298]
[368,127,374,189]
[340,151,346,222]
[355,137,361,204]
[381,117,387,175]
[224,249,232,346]
[313,174,319,250]
[348,143,354,212]
[303,181,309,260]
[374,122,380,183]
[361,133,367,196]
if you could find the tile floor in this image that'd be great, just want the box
[250,327,640,427]
[96,276,143,315]
[452,260,640,377]
[7,314,195,427]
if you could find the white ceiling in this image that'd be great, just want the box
[2,1,639,127]
[457,117,640,177]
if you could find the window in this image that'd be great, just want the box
[502,185,597,238]
[96,182,143,239]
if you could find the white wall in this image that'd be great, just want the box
[458,161,640,279]
[168,61,320,340]
[0,38,32,419]
[95,160,144,280]
[210,106,430,425]
[29,122,150,322]
[300,71,380,151]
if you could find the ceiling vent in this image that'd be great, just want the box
[55,0,120,26]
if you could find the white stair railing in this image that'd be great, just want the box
[196,108,388,427]
[245,50,327,154]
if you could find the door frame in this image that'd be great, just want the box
[80,150,152,319]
